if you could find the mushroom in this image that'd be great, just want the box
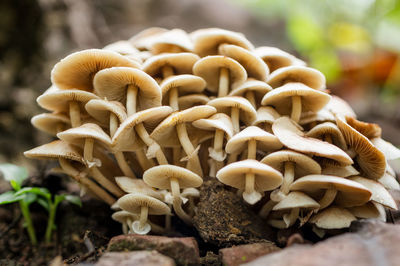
[129,27,169,51]
[117,193,170,235]
[348,201,386,222]
[378,171,400,190]
[229,79,272,108]
[112,210,139,234]
[150,29,194,54]
[371,137,400,161]
[178,94,210,110]
[254,46,306,73]
[306,122,347,150]
[216,159,283,204]
[115,177,163,200]
[325,95,357,118]
[309,207,357,231]
[31,112,71,136]
[252,106,280,133]
[321,164,360,178]
[143,165,203,225]
[299,108,335,127]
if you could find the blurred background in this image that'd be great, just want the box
[0,0,399,171]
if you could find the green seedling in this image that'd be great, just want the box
[0,164,81,245]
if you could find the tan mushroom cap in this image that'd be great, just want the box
[252,106,280,129]
[267,66,326,90]
[85,99,127,125]
[193,56,247,93]
[310,207,356,229]
[37,89,100,112]
[117,193,171,215]
[261,150,321,178]
[178,94,210,110]
[299,108,335,125]
[326,95,357,118]
[150,105,216,147]
[31,113,71,136]
[372,138,400,161]
[321,165,359,178]
[51,49,140,92]
[306,122,347,150]
[289,174,372,207]
[103,41,140,56]
[336,116,386,179]
[112,210,139,223]
[346,117,382,139]
[24,140,85,165]
[349,176,397,209]
[230,79,273,103]
[348,201,386,221]
[273,191,320,210]
[150,29,194,54]
[143,165,203,189]
[191,28,254,57]
[216,159,283,191]
[261,83,331,115]
[160,74,206,98]
[207,96,257,126]
[225,126,282,154]
[379,172,400,190]
[142,53,200,77]
[112,106,173,151]
[272,117,353,165]
[115,177,162,200]
[93,67,161,111]
[129,27,169,50]
[219,44,269,81]
[192,113,234,139]
[255,46,305,72]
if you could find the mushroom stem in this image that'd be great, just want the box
[227,152,239,164]
[259,199,277,218]
[318,188,337,209]
[218,67,230,97]
[115,151,137,178]
[291,95,302,123]
[169,87,179,111]
[176,123,202,176]
[135,149,155,171]
[126,84,138,116]
[231,107,240,134]
[69,101,81,127]
[83,138,94,163]
[122,222,128,234]
[170,177,192,225]
[211,129,225,161]
[109,113,119,137]
[135,123,168,165]
[245,91,256,108]
[283,207,300,227]
[89,167,124,197]
[243,173,262,205]
[59,158,115,205]
[247,139,257,160]
[162,65,174,79]
[281,161,295,195]
[139,206,149,230]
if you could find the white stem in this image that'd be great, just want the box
[83,138,94,162]
[318,188,337,210]
[135,149,155,171]
[90,167,124,197]
[170,177,192,225]
[115,151,137,178]
[169,87,179,111]
[139,206,149,230]
[245,91,256,108]
[247,139,257,160]
[135,123,168,165]
[218,67,230,97]
[109,113,119,138]
[126,84,138,116]
[291,95,301,123]
[281,161,295,195]
[69,101,81,127]
[162,65,174,79]
[259,200,277,218]
[243,173,262,205]
[176,123,202,176]
[231,107,240,134]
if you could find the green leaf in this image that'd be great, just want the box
[16,187,51,200]
[0,191,25,205]
[65,195,82,207]
[54,195,66,206]
[37,197,50,212]
[0,164,28,189]
[23,193,37,205]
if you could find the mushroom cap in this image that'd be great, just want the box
[150,29,194,54]
[192,113,234,139]
[272,117,353,165]
[225,126,282,154]
[115,177,162,200]
[306,122,347,150]
[129,27,169,50]
[349,176,397,209]
[346,117,381,139]
[290,174,372,207]
[37,89,99,112]
[348,201,386,221]
[51,49,140,92]
[112,106,173,151]
[336,116,386,179]
[230,79,273,104]
[178,94,210,110]
[252,106,280,128]
[378,172,400,190]
[207,96,257,126]
[216,159,283,191]
[267,66,326,90]
[150,105,216,147]
[112,210,139,223]
[160,74,206,98]
[326,95,357,118]
[272,191,320,211]
[321,165,359,178]
[57,123,112,148]
[117,193,171,215]
[372,137,400,161]
[219,44,269,81]
[181,187,200,198]
[142,53,200,77]
[299,109,336,125]
[85,99,127,125]
[193,56,247,93]
[310,207,356,229]
[191,28,254,57]
[93,67,162,111]
[24,140,85,164]
[31,113,70,136]
[261,83,331,115]
[261,150,321,178]
[103,41,140,56]
[143,165,203,189]
[254,46,305,72]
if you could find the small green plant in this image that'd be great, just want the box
[0,163,81,245]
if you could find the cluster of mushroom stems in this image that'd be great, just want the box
[25,27,400,236]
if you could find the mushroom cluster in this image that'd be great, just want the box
[25,27,400,236]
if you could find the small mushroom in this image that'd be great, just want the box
[115,177,162,200]
[309,206,356,231]
[150,29,193,54]
[255,46,305,72]
[229,79,272,108]
[348,201,386,222]
[31,112,71,136]
[306,122,347,150]
[252,106,280,133]
[112,210,139,234]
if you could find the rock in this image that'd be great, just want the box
[193,180,275,247]
[95,251,175,266]
[220,242,279,266]
[243,220,400,266]
[200,251,221,266]
[107,234,199,266]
